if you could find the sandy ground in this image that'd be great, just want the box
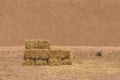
[0,46,120,80]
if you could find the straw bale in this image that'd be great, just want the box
[48,58,62,66]
[35,59,47,66]
[25,40,50,49]
[50,49,70,59]
[24,49,50,59]
[23,59,35,66]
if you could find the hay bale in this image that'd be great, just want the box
[25,40,50,49]
[35,59,48,66]
[24,49,50,59]
[25,40,38,49]
[61,59,72,65]
[50,49,70,59]
[23,59,35,66]
[48,58,62,66]
[37,40,50,49]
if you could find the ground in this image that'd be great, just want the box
[0,46,120,80]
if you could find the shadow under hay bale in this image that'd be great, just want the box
[25,40,50,49]
[61,59,72,65]
[24,49,50,59]
[48,58,62,66]
[50,49,70,59]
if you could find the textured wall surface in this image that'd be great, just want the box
[0,0,120,46]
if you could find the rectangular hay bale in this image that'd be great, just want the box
[24,49,50,59]
[50,49,70,59]
[35,59,48,66]
[25,40,50,49]
[37,40,50,49]
[48,57,62,66]
[23,59,35,66]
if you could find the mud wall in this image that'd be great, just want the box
[0,0,120,46]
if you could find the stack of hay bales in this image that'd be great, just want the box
[48,49,72,66]
[23,40,50,66]
[23,40,72,66]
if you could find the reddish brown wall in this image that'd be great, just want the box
[0,0,120,46]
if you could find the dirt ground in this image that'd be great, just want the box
[0,46,120,80]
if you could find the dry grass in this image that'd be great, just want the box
[0,46,120,80]
[71,48,120,65]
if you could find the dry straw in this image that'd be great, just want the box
[48,57,62,66]
[50,49,70,59]
[36,59,48,66]
[24,49,50,59]
[23,59,35,66]
[23,40,72,66]
[25,40,50,49]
